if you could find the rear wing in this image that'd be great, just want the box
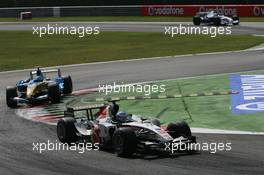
[64,103,107,121]
[30,68,61,79]
[196,12,208,17]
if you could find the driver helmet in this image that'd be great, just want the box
[34,68,44,82]
[115,111,129,123]
[36,68,42,76]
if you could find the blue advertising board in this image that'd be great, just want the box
[230,74,264,114]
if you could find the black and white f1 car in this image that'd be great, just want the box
[57,101,196,157]
[193,10,240,26]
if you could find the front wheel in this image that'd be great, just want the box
[48,84,61,103]
[232,16,240,25]
[113,128,137,157]
[6,86,18,108]
[62,75,73,94]
[167,121,192,138]
[232,16,239,21]
[57,117,78,144]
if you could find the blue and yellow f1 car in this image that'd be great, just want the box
[6,68,73,108]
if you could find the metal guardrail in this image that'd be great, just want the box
[0,6,142,17]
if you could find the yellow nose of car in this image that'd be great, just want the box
[26,82,48,98]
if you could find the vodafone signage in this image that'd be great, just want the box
[141,5,264,17]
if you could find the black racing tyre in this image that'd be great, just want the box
[62,75,73,94]
[48,84,61,103]
[213,17,221,26]
[6,86,18,108]
[167,121,192,138]
[113,128,137,157]
[57,117,78,144]
[232,16,239,21]
[193,16,201,25]
[151,118,161,127]
[232,16,239,25]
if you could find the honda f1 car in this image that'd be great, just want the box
[193,10,240,26]
[57,101,196,157]
[6,68,73,108]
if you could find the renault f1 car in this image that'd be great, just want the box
[6,68,73,108]
[193,10,239,26]
[57,101,196,157]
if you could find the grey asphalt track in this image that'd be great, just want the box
[0,22,263,35]
[0,50,264,175]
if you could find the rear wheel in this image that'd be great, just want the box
[193,16,201,25]
[57,117,78,144]
[213,17,221,26]
[167,121,192,138]
[62,75,73,94]
[48,84,61,103]
[6,86,18,108]
[113,128,137,157]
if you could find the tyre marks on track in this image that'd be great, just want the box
[15,88,97,125]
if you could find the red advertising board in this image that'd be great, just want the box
[141,5,264,17]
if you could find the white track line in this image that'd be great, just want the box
[191,128,264,135]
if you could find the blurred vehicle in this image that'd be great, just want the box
[6,68,73,108]
[193,10,240,26]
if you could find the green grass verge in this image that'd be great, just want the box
[75,69,264,132]
[0,16,263,22]
[1,31,264,71]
